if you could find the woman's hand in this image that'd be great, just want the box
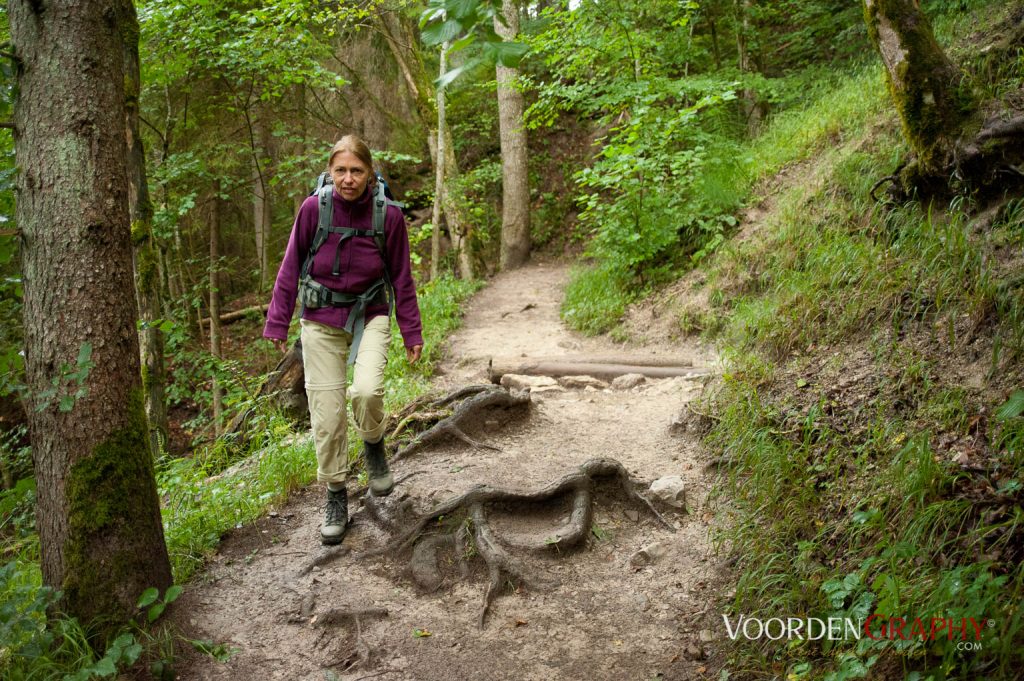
[273,338,288,354]
[406,344,422,364]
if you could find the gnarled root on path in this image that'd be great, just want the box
[362,457,675,627]
[388,384,531,463]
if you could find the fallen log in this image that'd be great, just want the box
[199,303,269,328]
[222,340,307,442]
[487,358,708,383]
[493,354,694,368]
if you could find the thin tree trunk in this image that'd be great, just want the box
[251,109,272,290]
[735,0,764,134]
[9,0,171,636]
[430,43,448,281]
[708,14,722,70]
[435,48,474,280]
[209,193,224,437]
[381,12,473,279]
[863,0,971,171]
[495,0,531,270]
[124,13,170,456]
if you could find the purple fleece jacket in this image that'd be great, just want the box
[263,186,423,349]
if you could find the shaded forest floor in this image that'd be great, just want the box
[169,262,727,680]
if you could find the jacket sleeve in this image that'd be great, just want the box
[384,205,424,349]
[263,197,317,341]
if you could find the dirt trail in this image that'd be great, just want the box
[174,262,726,681]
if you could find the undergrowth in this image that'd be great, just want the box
[0,273,478,679]
[561,63,887,336]
[695,42,1024,680]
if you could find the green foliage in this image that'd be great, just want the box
[699,43,1024,675]
[575,87,739,278]
[34,343,93,414]
[419,0,528,87]
[0,561,153,680]
[561,264,634,336]
[136,585,183,624]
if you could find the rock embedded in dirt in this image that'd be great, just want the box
[611,373,646,390]
[650,476,686,508]
[557,375,610,390]
[500,373,563,392]
[684,643,705,661]
[629,542,668,568]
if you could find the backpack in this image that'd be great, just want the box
[297,172,403,364]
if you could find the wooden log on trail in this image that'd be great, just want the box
[199,303,270,328]
[487,357,706,384]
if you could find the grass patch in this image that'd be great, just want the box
[561,263,636,336]
[696,62,1024,677]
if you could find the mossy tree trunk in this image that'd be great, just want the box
[863,0,973,172]
[495,0,531,271]
[9,0,172,637]
[125,14,170,457]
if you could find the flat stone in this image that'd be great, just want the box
[698,629,715,643]
[650,476,686,508]
[623,508,640,522]
[629,542,667,568]
[611,373,646,390]
[557,374,610,390]
[500,373,561,392]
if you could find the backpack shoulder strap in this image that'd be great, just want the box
[371,182,398,316]
[301,185,334,279]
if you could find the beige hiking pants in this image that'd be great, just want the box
[300,316,391,484]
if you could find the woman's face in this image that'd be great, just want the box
[330,150,371,201]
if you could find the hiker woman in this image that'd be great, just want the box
[263,134,423,545]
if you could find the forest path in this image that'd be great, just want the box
[174,261,727,681]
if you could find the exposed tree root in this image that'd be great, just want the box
[873,112,1024,204]
[390,384,530,463]
[361,457,675,627]
[312,607,389,627]
[295,545,349,578]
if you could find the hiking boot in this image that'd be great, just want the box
[320,487,348,545]
[363,438,394,497]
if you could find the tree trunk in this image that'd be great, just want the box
[430,43,448,281]
[9,0,172,637]
[209,193,224,437]
[435,50,474,280]
[125,13,170,457]
[495,0,531,270]
[252,110,272,291]
[863,0,972,172]
[380,11,474,279]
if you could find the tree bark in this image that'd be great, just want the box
[495,0,531,270]
[380,11,474,279]
[252,109,272,291]
[209,191,224,437]
[430,43,448,281]
[863,0,972,172]
[9,0,172,637]
[125,11,170,457]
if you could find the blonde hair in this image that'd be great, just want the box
[327,135,375,186]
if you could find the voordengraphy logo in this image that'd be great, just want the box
[863,616,990,645]
[723,615,863,641]
[723,614,991,648]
